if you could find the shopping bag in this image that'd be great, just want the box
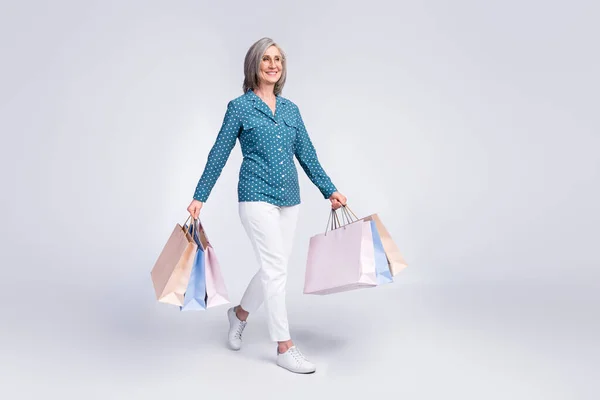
[150,216,198,306]
[181,221,207,310]
[361,213,408,276]
[370,220,393,284]
[304,210,378,295]
[200,221,230,308]
[339,206,407,276]
[180,219,230,310]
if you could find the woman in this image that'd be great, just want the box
[187,37,347,374]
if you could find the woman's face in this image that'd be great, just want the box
[259,45,283,85]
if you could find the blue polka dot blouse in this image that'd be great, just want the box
[193,89,337,206]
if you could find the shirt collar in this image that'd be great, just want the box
[245,89,287,106]
[245,89,286,121]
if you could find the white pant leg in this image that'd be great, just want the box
[238,201,300,342]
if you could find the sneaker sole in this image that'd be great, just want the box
[276,364,316,374]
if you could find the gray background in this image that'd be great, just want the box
[1,0,598,399]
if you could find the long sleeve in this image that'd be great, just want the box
[193,101,241,202]
[293,107,337,199]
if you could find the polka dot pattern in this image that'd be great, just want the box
[193,89,337,206]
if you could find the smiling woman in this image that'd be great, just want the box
[252,47,282,115]
[186,37,347,374]
[243,38,287,99]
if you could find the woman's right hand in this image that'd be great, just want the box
[187,199,203,219]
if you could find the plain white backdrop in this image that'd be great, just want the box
[1,1,598,399]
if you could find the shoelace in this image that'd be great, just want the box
[288,347,307,364]
[234,321,247,339]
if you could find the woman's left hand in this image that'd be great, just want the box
[329,191,347,210]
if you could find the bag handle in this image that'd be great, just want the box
[195,218,210,250]
[325,207,342,234]
[341,204,359,222]
[181,215,194,237]
[339,206,351,225]
[181,215,206,247]
[324,204,361,234]
[335,204,359,227]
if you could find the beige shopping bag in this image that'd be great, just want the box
[341,206,408,276]
[151,216,198,306]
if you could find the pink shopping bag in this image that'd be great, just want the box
[304,213,377,295]
[196,221,230,308]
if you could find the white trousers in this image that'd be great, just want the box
[238,201,300,342]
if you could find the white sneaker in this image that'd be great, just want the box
[276,346,316,374]
[227,306,247,350]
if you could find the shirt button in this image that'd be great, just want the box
[279,161,283,164]
[277,135,281,138]
[278,148,282,151]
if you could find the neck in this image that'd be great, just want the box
[254,84,276,100]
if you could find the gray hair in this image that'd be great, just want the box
[243,37,287,96]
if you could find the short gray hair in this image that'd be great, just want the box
[243,37,287,96]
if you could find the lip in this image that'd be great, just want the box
[266,70,278,75]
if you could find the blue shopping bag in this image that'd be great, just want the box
[370,220,393,285]
[180,222,207,311]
